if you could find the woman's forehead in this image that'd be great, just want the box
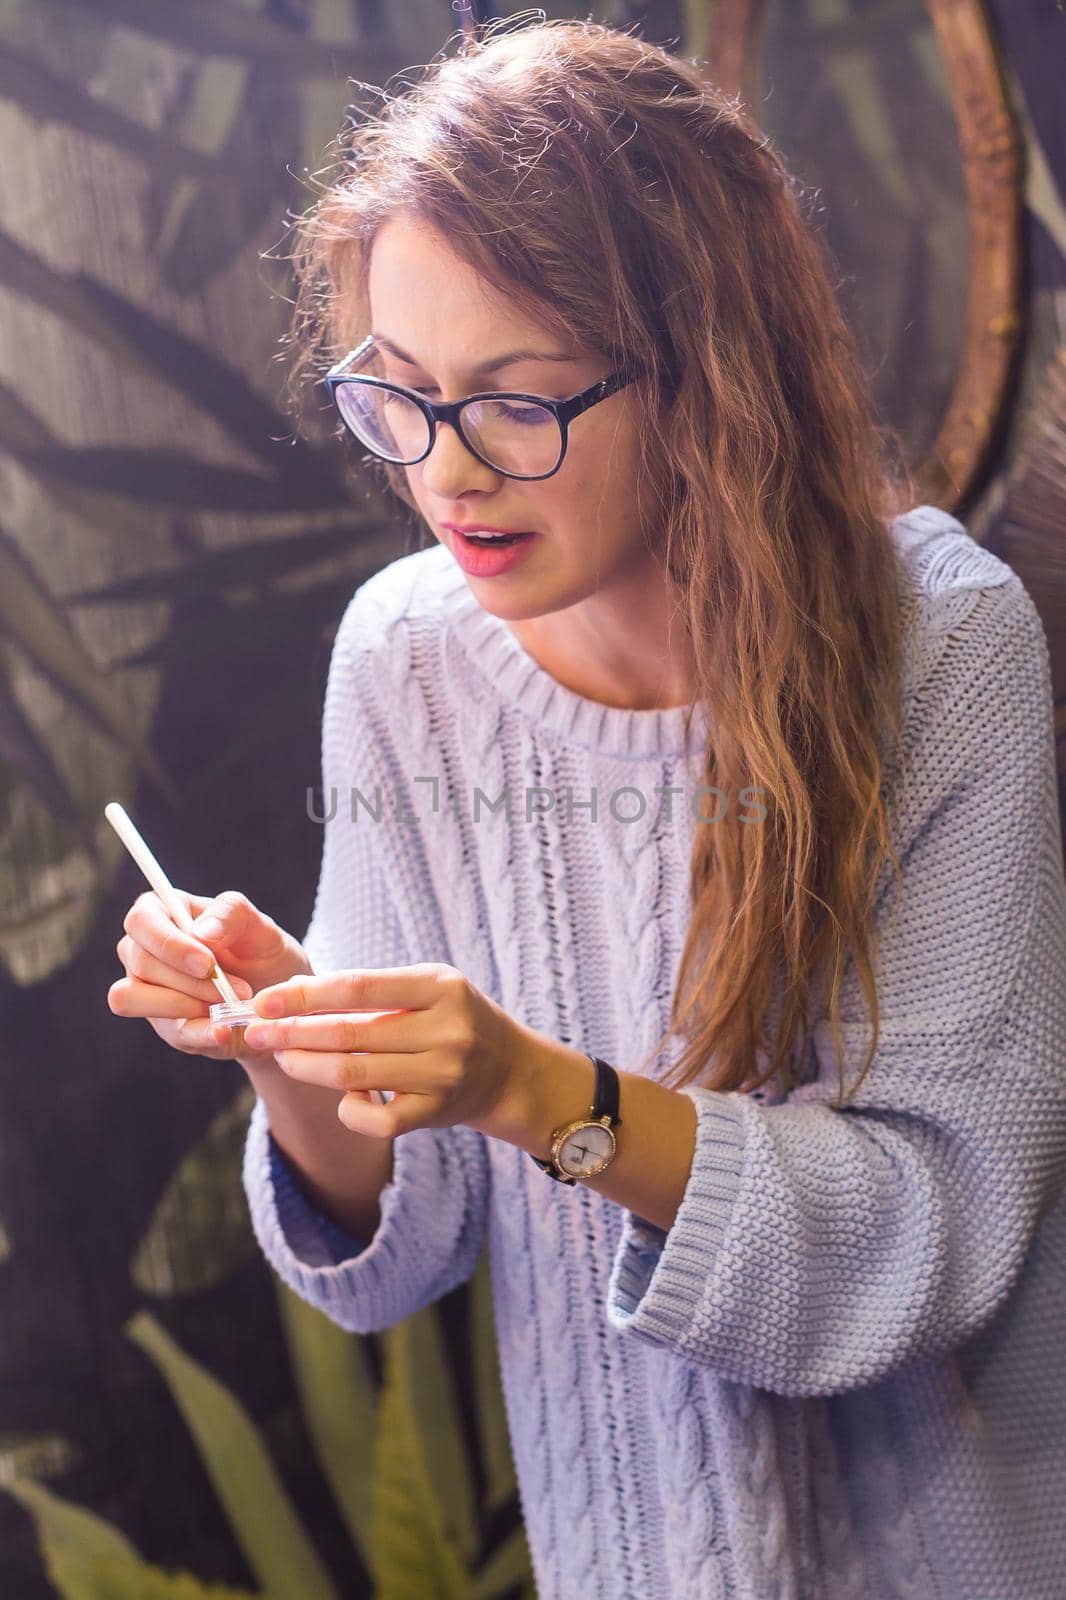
[364,220,584,369]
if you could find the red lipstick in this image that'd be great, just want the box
[443,524,539,578]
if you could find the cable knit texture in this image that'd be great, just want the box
[241,505,1066,1599]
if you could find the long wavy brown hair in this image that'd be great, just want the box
[278,15,915,1107]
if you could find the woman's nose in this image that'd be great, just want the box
[417,419,501,497]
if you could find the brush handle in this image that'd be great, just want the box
[104,801,240,1006]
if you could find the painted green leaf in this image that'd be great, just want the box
[681,0,710,60]
[77,0,392,79]
[0,660,79,824]
[0,523,173,800]
[401,1301,480,1570]
[0,42,238,184]
[823,52,912,214]
[147,30,251,273]
[111,579,358,671]
[130,1084,258,1297]
[63,526,375,608]
[469,1248,516,1517]
[470,1525,536,1600]
[273,1277,380,1578]
[0,229,346,500]
[3,1477,261,1598]
[301,0,359,181]
[8,446,331,513]
[149,0,298,296]
[0,375,167,543]
[101,290,340,494]
[126,1310,340,1600]
[371,1314,473,1600]
[1006,61,1066,259]
[0,1431,79,1486]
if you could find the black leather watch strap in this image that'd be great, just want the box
[529,1056,621,1183]
[590,1056,620,1126]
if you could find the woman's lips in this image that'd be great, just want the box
[447,526,539,577]
[442,522,532,537]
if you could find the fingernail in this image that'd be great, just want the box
[243,1024,271,1048]
[192,916,225,939]
[258,992,286,1017]
[185,949,214,977]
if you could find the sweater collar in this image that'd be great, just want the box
[422,504,954,760]
[426,544,709,759]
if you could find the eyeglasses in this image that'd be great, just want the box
[324,335,642,481]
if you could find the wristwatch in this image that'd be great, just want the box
[529,1056,621,1185]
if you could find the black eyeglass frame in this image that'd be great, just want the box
[324,335,643,482]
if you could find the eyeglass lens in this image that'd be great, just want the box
[333,383,565,478]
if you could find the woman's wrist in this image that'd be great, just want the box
[257,1075,396,1237]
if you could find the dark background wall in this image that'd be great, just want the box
[1,3,1062,1596]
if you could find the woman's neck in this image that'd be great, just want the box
[506,587,697,712]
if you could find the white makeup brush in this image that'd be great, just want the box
[104,801,390,1105]
[104,801,241,1005]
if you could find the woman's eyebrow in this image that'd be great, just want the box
[371,332,582,376]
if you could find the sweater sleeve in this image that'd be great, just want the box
[605,573,1066,1396]
[240,579,491,1334]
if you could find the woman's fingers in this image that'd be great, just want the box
[109,974,220,1021]
[187,889,286,963]
[172,1015,231,1054]
[255,963,445,1018]
[124,890,218,978]
[115,934,249,1005]
[241,1008,414,1056]
[110,888,272,1065]
[273,1048,425,1093]
[210,1020,272,1056]
[337,1090,430,1139]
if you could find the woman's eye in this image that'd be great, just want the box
[493,400,553,425]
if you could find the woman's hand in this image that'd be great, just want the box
[109,887,311,1071]
[239,963,536,1137]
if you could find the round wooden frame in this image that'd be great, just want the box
[708,0,1023,510]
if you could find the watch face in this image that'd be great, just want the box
[556,1122,615,1177]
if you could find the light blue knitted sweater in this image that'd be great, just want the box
[242,505,1066,1599]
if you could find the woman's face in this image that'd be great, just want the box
[364,213,664,631]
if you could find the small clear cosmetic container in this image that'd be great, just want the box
[210,1001,259,1026]
[210,999,393,1103]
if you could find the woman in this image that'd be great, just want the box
[110,18,1066,1598]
